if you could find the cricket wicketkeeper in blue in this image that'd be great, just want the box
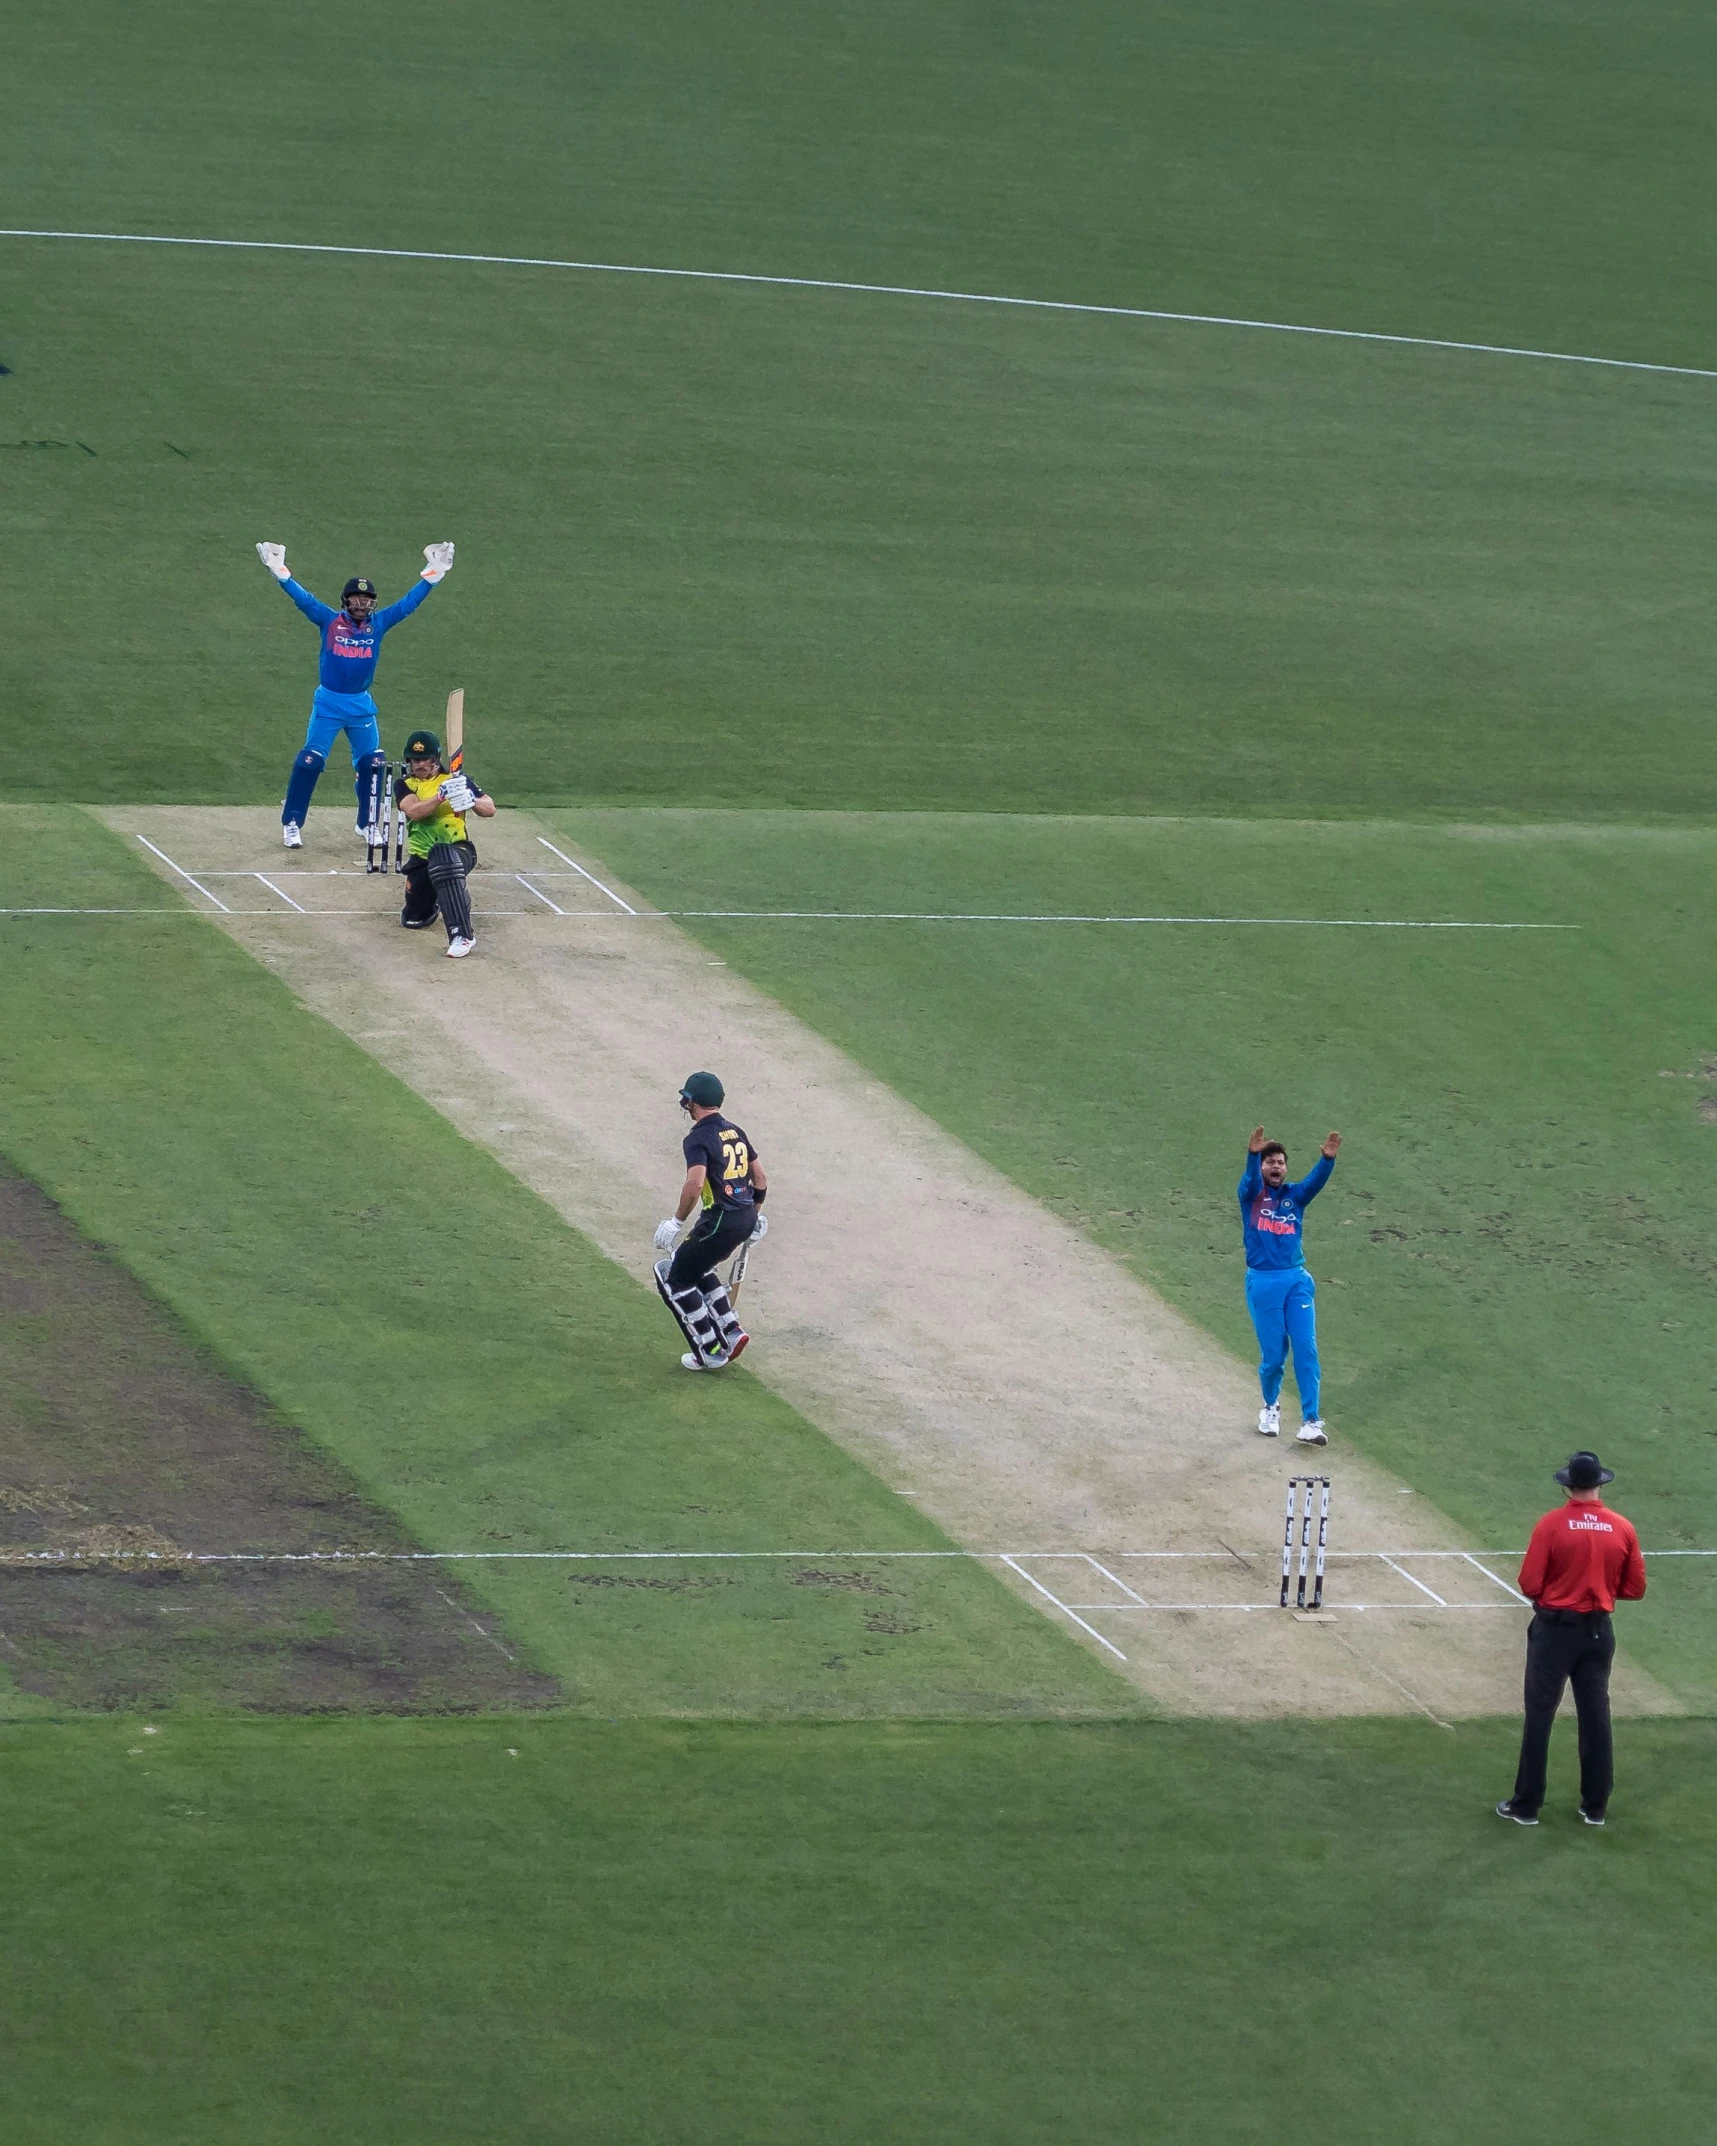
[1238,1124,1341,1447]
[255,538,455,848]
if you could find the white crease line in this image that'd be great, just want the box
[662,910,1577,929]
[132,833,231,912]
[0,905,1578,929]
[535,837,638,913]
[254,873,307,912]
[6,229,1716,382]
[1079,1553,1151,1608]
[1000,1554,1127,1659]
[432,1584,517,1663]
[1379,1553,1448,1607]
[1331,1631,1455,1730]
[4,1546,1702,1566]
[1462,1552,1532,1605]
[1065,1602,1516,1613]
[514,873,565,914]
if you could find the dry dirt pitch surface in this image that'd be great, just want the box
[110,805,1678,1722]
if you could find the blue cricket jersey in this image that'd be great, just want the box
[1238,1149,1334,1271]
[278,575,434,695]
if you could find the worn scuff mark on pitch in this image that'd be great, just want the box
[793,1567,893,1593]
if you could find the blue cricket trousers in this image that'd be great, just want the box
[1244,1267,1320,1420]
[282,687,384,827]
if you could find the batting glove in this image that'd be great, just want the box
[256,541,290,581]
[438,776,476,811]
[652,1218,682,1252]
[749,1212,768,1241]
[421,540,456,583]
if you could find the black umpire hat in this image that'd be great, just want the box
[1555,1450,1615,1489]
[342,576,377,600]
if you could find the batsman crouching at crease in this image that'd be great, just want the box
[1496,1451,1646,1829]
[395,730,493,958]
[653,1072,767,1371]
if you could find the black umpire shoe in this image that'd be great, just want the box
[1580,1807,1607,1827]
[1495,1800,1540,1826]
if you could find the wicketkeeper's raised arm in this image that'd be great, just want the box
[368,543,456,634]
[257,540,338,626]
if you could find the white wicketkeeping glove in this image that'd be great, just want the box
[749,1211,768,1241]
[438,775,476,811]
[256,541,289,581]
[421,541,456,583]
[652,1218,682,1252]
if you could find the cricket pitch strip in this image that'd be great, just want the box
[108,806,1679,1722]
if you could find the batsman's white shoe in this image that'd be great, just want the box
[681,1350,727,1372]
[445,935,476,959]
[282,821,303,849]
[1257,1404,1281,1437]
[1296,1420,1329,1446]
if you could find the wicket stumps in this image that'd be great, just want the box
[365,761,408,875]
[1280,1475,1332,1611]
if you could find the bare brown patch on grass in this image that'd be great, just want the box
[0,1163,558,1714]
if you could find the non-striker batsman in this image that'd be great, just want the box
[652,1072,768,1371]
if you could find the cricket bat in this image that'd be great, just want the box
[445,687,465,777]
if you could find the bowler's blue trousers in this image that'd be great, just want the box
[1244,1267,1320,1420]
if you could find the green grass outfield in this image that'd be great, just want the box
[6,1713,1716,2146]
[0,808,1127,1720]
[6,1,1717,818]
[560,808,1717,1701]
[6,1,1717,2135]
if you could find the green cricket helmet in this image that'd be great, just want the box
[403,730,442,761]
[678,1071,724,1108]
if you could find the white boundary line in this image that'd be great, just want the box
[535,837,638,912]
[6,228,1716,383]
[131,833,230,912]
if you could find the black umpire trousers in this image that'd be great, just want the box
[1510,1608,1615,1815]
[667,1209,756,1295]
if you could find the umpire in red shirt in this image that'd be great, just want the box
[1496,1451,1646,1828]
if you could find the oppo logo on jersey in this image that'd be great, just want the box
[327,621,377,652]
[1251,1201,1298,1236]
